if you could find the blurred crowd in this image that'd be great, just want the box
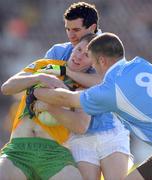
[0,0,152,147]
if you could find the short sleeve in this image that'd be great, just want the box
[80,81,116,115]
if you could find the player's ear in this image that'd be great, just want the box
[98,56,105,65]
[88,24,97,33]
[101,56,114,69]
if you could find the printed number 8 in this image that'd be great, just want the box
[136,72,152,97]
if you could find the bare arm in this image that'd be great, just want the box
[66,67,101,87]
[34,87,81,108]
[34,100,90,134]
[1,72,66,95]
[1,71,39,95]
[47,107,90,134]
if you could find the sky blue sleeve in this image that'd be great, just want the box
[80,81,116,115]
[44,43,73,60]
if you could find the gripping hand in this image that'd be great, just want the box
[26,86,37,118]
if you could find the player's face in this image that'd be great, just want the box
[68,40,92,71]
[65,18,92,46]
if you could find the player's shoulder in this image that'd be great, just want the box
[45,42,73,60]
[52,42,72,49]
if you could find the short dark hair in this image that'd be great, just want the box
[64,2,99,33]
[88,32,125,59]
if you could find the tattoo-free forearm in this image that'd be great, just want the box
[47,106,90,134]
[67,69,101,87]
[1,72,40,95]
[34,87,81,108]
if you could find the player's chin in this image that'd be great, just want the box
[71,40,79,46]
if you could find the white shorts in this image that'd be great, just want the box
[67,118,131,166]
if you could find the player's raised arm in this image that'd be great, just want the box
[1,71,66,96]
[1,71,36,95]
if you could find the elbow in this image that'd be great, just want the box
[1,83,11,95]
[1,81,16,95]
[75,116,90,134]
[78,128,87,134]
[76,124,88,134]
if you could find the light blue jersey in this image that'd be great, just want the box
[87,112,115,133]
[45,41,121,133]
[80,56,152,143]
[44,42,73,61]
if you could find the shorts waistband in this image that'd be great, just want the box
[7,137,60,151]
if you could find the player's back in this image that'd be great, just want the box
[114,56,152,143]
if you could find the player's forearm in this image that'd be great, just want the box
[34,88,81,108]
[67,69,101,87]
[47,107,90,134]
[1,73,40,95]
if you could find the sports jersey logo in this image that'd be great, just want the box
[135,72,152,97]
